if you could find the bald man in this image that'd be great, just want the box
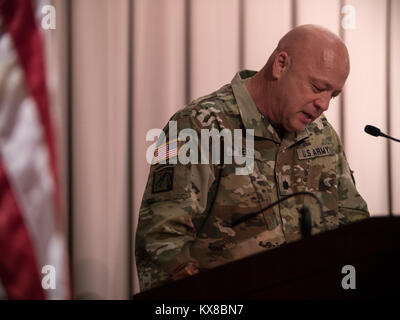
[135,25,369,292]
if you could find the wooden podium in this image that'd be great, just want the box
[133,217,400,300]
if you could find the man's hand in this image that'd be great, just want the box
[171,261,200,280]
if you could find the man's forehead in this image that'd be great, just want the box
[314,46,346,68]
[306,48,349,84]
[322,49,337,65]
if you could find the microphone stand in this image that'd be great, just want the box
[380,132,400,143]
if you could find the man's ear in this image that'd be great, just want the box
[272,51,290,79]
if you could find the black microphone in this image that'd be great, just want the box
[365,125,400,143]
[299,205,312,238]
[230,191,325,238]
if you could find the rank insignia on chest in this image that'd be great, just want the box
[296,144,335,160]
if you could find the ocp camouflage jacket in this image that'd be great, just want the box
[135,70,369,292]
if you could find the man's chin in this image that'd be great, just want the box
[286,122,307,133]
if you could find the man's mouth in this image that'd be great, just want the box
[301,111,315,124]
[301,111,313,121]
[298,111,317,126]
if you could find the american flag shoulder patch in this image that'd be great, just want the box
[153,138,182,164]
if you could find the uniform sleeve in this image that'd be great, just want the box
[135,114,218,292]
[334,130,370,225]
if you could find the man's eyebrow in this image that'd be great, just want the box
[310,76,344,95]
[309,76,343,97]
[309,77,333,89]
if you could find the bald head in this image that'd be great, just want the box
[247,24,351,132]
[277,25,347,54]
[273,24,349,74]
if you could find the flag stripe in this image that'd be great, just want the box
[0,0,60,213]
[0,161,44,299]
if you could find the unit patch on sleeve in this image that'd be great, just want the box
[152,166,174,193]
[296,144,335,160]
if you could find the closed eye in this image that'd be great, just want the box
[312,84,323,93]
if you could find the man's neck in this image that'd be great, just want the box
[269,121,286,140]
[245,73,280,129]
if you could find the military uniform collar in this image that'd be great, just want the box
[231,70,309,146]
[281,128,310,149]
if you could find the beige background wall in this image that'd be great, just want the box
[45,0,400,299]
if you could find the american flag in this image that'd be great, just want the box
[0,0,70,299]
[153,139,180,164]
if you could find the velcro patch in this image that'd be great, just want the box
[152,166,174,193]
[297,144,334,160]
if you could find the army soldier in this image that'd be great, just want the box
[135,24,369,292]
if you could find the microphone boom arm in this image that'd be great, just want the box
[381,132,400,143]
[230,191,324,228]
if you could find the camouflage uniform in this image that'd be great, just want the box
[135,70,369,292]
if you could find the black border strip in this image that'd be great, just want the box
[185,0,191,104]
[127,0,134,297]
[386,0,393,216]
[66,0,74,288]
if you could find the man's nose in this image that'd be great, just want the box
[314,94,330,112]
